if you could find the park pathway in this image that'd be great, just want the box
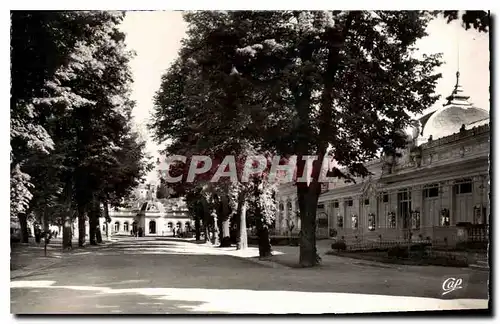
[11,237,489,314]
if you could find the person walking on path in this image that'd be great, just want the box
[34,225,41,244]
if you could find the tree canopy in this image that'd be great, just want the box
[150,10,444,266]
[11,11,152,246]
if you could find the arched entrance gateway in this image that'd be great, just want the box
[132,221,138,235]
[149,220,156,234]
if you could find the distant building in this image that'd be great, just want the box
[105,186,191,237]
[275,72,490,246]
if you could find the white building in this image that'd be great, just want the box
[105,192,191,237]
[275,72,490,246]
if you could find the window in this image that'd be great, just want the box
[279,203,284,211]
[317,204,325,210]
[102,225,106,231]
[351,214,358,229]
[364,199,370,205]
[388,212,396,228]
[114,222,120,232]
[347,199,353,207]
[441,209,450,226]
[333,201,339,208]
[383,193,389,203]
[337,216,344,228]
[124,222,129,232]
[167,222,173,230]
[454,181,472,194]
[397,190,411,201]
[368,214,376,231]
[411,211,420,230]
[424,185,439,198]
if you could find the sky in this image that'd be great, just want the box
[119,11,490,183]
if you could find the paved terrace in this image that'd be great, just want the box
[10,236,489,314]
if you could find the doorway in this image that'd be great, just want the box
[398,189,412,231]
[149,220,156,234]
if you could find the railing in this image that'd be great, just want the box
[345,239,432,252]
[466,224,488,242]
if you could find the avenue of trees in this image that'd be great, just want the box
[149,10,490,267]
[11,10,489,263]
[11,11,152,248]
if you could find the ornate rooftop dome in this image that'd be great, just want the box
[139,200,166,213]
[422,72,489,140]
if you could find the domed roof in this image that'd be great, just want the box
[139,200,166,213]
[422,72,489,140]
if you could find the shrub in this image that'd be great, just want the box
[220,236,232,247]
[426,255,468,267]
[456,241,488,251]
[409,242,431,251]
[331,241,347,251]
[388,246,409,259]
[409,243,431,258]
[289,237,300,246]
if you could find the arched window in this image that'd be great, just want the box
[167,222,173,230]
[176,222,181,229]
[114,221,120,232]
[149,220,156,234]
[185,222,191,231]
[124,222,129,232]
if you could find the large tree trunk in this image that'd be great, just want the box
[200,196,211,244]
[237,197,248,250]
[17,213,29,243]
[220,194,231,247]
[77,203,86,247]
[256,214,271,258]
[103,201,110,239]
[194,215,201,241]
[62,181,73,250]
[254,181,271,258]
[212,211,220,246]
[96,224,103,244]
[295,13,355,267]
[42,208,49,234]
[204,224,210,243]
[297,184,320,267]
[88,195,99,245]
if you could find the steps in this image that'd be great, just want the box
[470,259,489,270]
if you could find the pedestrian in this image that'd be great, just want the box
[34,226,41,244]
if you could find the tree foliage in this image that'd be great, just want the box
[150,10,443,266]
[11,11,151,245]
[440,10,490,33]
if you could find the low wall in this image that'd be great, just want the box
[333,226,469,246]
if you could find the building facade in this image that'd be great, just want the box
[106,196,191,237]
[275,73,490,246]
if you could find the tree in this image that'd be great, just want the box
[11,11,150,248]
[161,11,442,267]
[439,10,489,32]
[10,11,91,242]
